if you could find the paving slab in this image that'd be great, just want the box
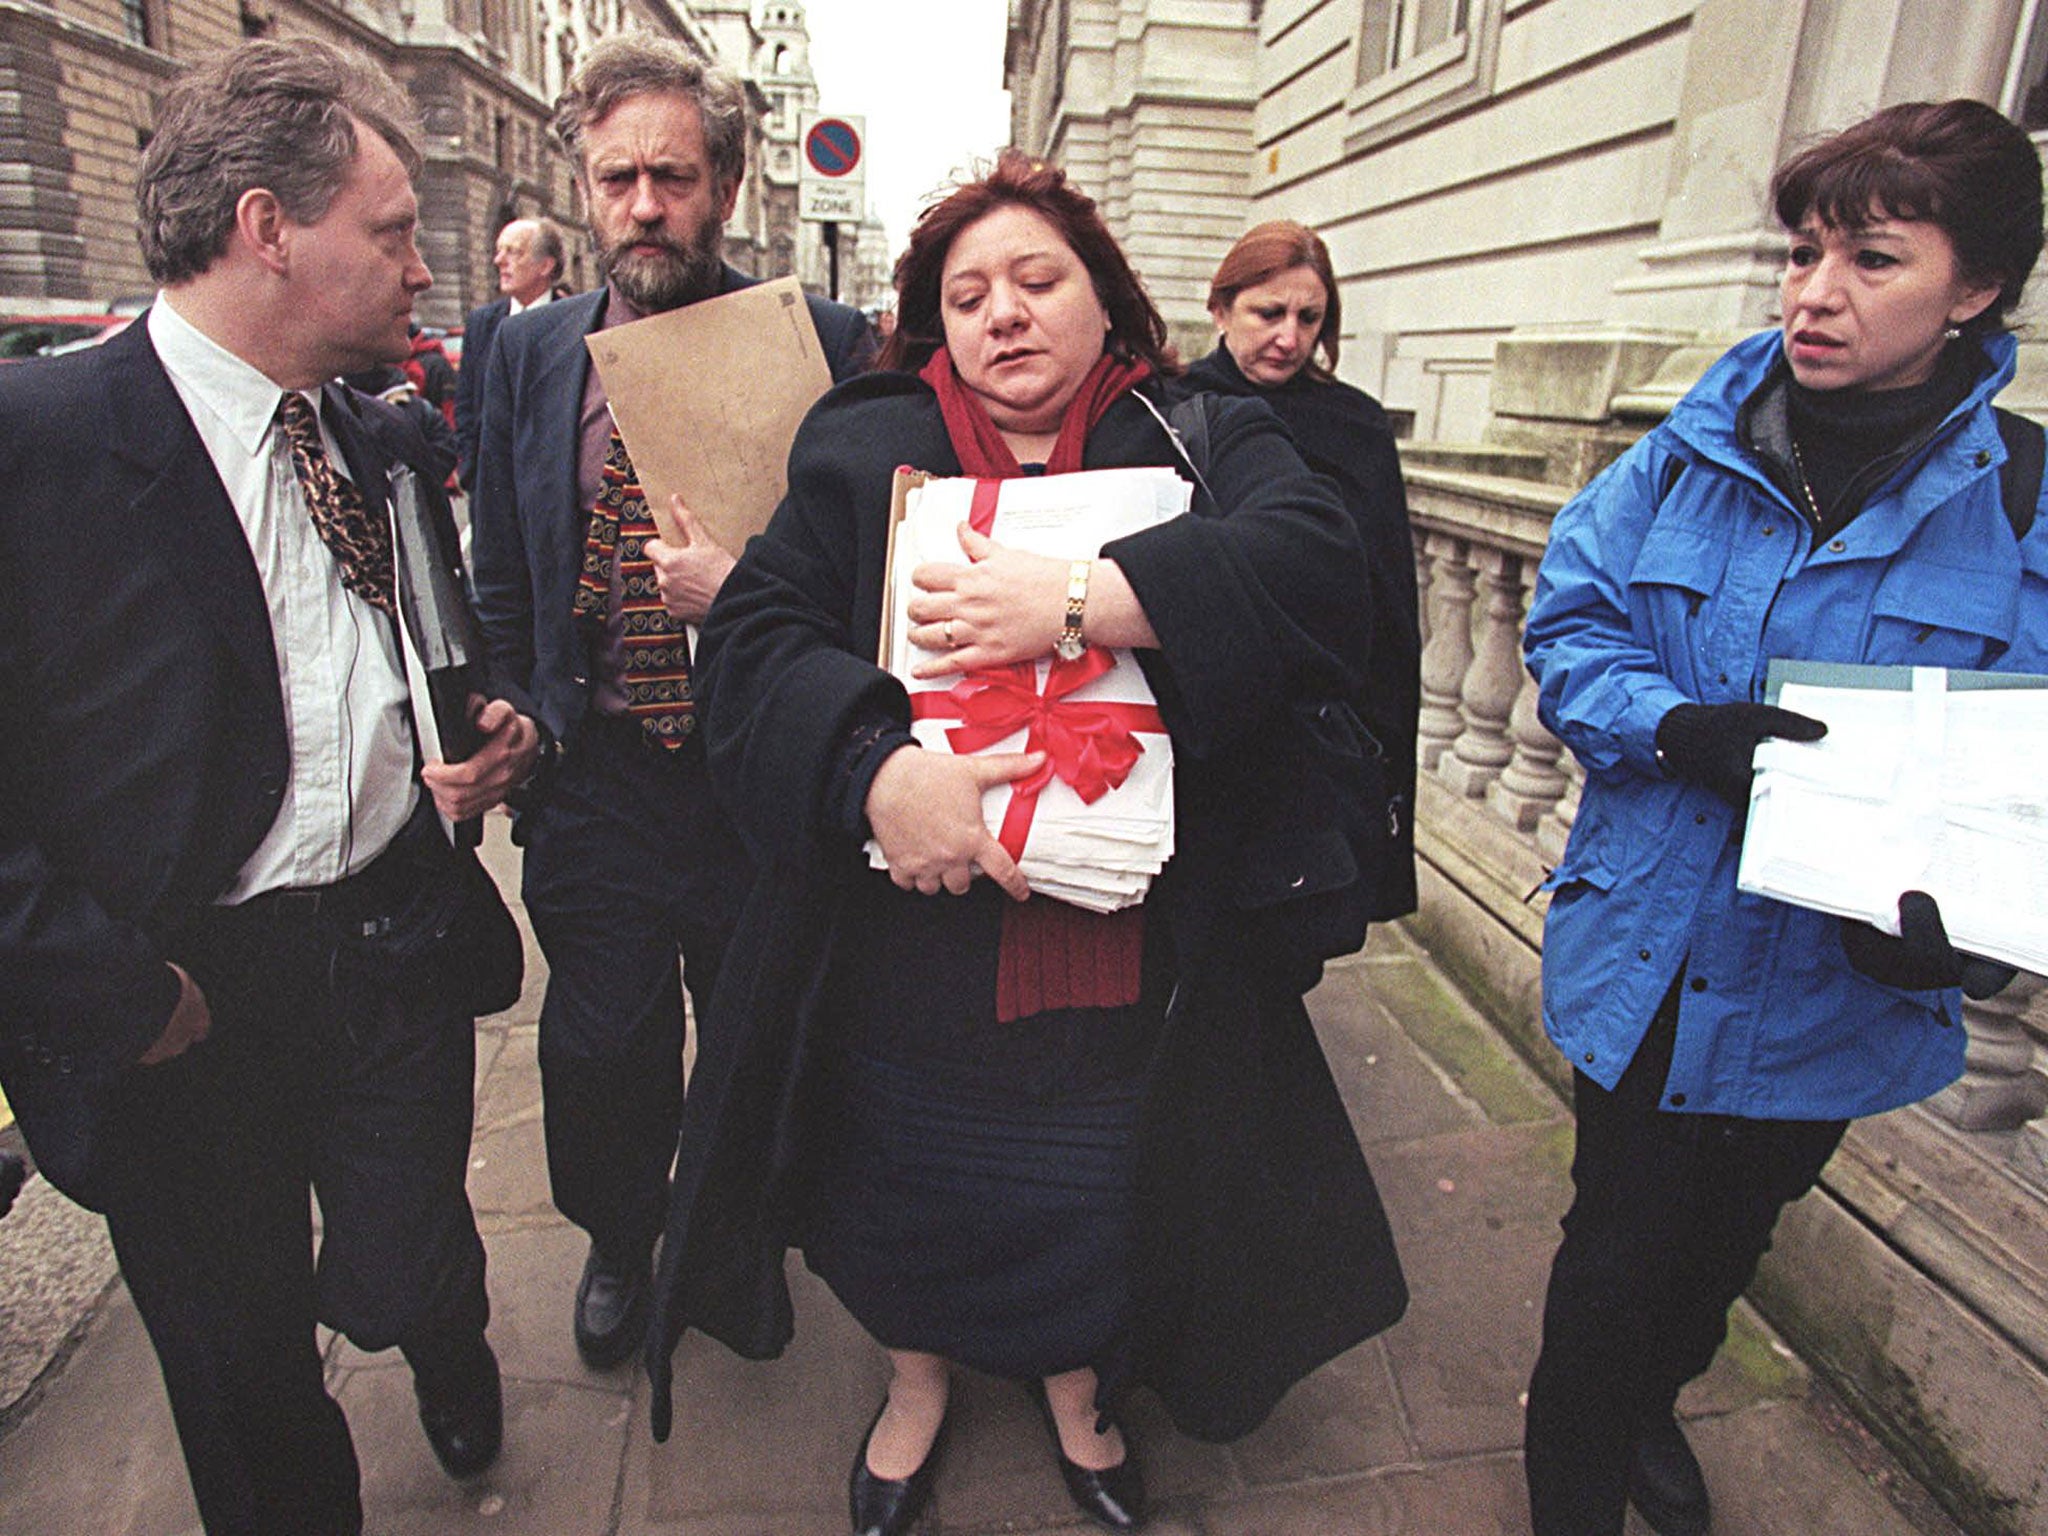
[0,1169,115,1410]
[0,842,1968,1536]
[0,1284,201,1535]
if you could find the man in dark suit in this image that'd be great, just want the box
[470,33,870,1372]
[453,215,568,492]
[0,39,540,1534]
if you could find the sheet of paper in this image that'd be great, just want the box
[1737,665,2048,974]
[585,275,830,555]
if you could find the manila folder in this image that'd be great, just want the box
[585,275,831,554]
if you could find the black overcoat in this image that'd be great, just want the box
[1183,342,1420,920]
[647,371,1408,1443]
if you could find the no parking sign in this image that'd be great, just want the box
[798,111,865,222]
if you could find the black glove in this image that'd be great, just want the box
[1841,890,2018,1000]
[1654,702,1828,808]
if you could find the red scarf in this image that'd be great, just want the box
[916,346,1153,1023]
[919,347,1150,475]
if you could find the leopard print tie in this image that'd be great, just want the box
[275,391,395,616]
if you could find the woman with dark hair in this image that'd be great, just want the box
[1521,100,2048,1536]
[645,152,1407,1536]
[1188,220,1420,923]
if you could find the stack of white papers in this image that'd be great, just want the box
[868,467,1191,911]
[1737,663,2048,975]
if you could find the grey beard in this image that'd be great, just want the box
[598,230,724,313]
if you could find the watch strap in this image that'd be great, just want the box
[1056,558,1092,660]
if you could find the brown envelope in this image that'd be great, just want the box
[877,466,932,666]
[585,275,832,553]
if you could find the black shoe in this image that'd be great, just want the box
[849,1396,947,1536]
[573,1243,650,1369]
[1026,1380,1147,1532]
[413,1337,503,1479]
[1628,1415,1710,1536]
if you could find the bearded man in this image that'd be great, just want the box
[467,35,870,1372]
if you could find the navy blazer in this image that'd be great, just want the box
[453,293,510,492]
[0,317,475,1207]
[468,264,873,745]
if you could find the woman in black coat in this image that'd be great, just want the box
[646,155,1407,1536]
[1186,221,1420,921]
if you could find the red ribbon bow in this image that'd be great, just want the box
[908,648,1165,861]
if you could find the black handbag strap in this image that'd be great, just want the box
[1994,406,2043,541]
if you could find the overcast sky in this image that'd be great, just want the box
[798,0,1015,255]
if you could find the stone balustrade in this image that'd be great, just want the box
[1401,463,2048,1190]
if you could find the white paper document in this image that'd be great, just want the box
[1736,664,2048,974]
[867,467,1191,911]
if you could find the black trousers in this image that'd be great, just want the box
[520,714,746,1264]
[1523,988,1847,1536]
[99,814,489,1536]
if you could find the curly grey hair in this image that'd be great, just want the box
[137,37,421,286]
[552,34,748,195]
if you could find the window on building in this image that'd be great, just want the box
[120,0,151,47]
[1346,0,1500,153]
[2009,0,2048,131]
[1358,0,1471,86]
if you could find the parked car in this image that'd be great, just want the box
[0,314,120,361]
[36,315,132,357]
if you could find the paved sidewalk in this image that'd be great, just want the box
[0,825,1961,1535]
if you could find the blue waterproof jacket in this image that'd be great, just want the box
[1524,328,2048,1120]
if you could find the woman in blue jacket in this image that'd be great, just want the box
[1521,100,2046,1536]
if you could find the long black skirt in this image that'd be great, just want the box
[803,880,1161,1380]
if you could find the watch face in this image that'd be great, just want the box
[1054,633,1087,662]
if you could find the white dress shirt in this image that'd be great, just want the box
[149,296,419,900]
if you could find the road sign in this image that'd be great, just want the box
[799,111,864,224]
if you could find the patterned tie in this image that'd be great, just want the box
[275,391,395,616]
[573,429,694,748]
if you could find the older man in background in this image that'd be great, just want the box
[454,215,568,492]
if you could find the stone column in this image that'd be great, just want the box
[1609,0,1817,332]
[1489,585,1569,834]
[1926,974,2048,1133]
[1439,549,1523,798]
[1416,534,1475,773]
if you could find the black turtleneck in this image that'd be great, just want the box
[1782,342,1980,538]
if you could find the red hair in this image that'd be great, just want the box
[876,150,1176,375]
[1207,220,1341,380]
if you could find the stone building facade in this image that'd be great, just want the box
[1004,0,1259,360]
[1009,3,2048,1532]
[0,0,860,326]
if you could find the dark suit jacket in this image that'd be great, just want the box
[453,294,511,492]
[468,264,873,747]
[0,316,487,1208]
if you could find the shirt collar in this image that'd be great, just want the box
[149,292,319,457]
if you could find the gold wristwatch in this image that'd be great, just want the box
[1054,559,1092,661]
